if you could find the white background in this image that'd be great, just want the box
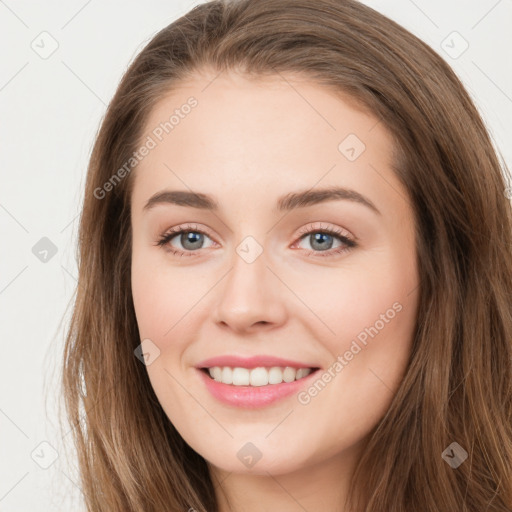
[1,0,511,510]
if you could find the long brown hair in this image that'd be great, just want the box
[61,0,512,510]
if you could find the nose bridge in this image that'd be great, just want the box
[224,233,270,303]
[213,230,286,331]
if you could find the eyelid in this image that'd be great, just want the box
[156,221,356,257]
[156,222,217,246]
[290,222,356,257]
[294,221,354,242]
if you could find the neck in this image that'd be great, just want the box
[208,440,365,512]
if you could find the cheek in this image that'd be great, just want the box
[131,253,197,409]
[294,270,417,452]
[131,245,200,339]
[131,247,215,380]
[131,267,173,340]
[296,255,415,345]
[296,246,418,397]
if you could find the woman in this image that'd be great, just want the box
[61,0,512,510]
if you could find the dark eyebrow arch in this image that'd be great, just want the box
[144,190,218,211]
[143,186,380,215]
[276,187,380,215]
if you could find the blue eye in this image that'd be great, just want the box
[156,223,357,258]
[296,231,354,257]
[156,224,215,256]
[293,226,356,258]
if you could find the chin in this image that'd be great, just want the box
[199,440,313,476]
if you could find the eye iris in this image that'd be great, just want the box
[310,232,333,251]
[181,232,203,250]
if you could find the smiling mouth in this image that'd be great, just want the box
[200,366,321,387]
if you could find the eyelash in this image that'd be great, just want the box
[155,222,357,259]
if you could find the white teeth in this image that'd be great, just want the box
[295,368,308,379]
[221,367,232,384]
[282,367,296,382]
[268,367,283,384]
[232,367,250,386]
[207,366,313,386]
[249,367,268,386]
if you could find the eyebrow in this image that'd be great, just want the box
[143,186,381,215]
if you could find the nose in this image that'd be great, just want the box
[213,245,287,334]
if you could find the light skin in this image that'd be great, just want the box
[130,69,420,512]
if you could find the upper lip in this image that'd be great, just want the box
[195,355,320,370]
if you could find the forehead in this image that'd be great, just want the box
[141,69,389,153]
[131,70,403,215]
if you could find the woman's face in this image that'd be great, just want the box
[130,70,419,477]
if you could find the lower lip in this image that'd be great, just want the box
[197,368,320,408]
